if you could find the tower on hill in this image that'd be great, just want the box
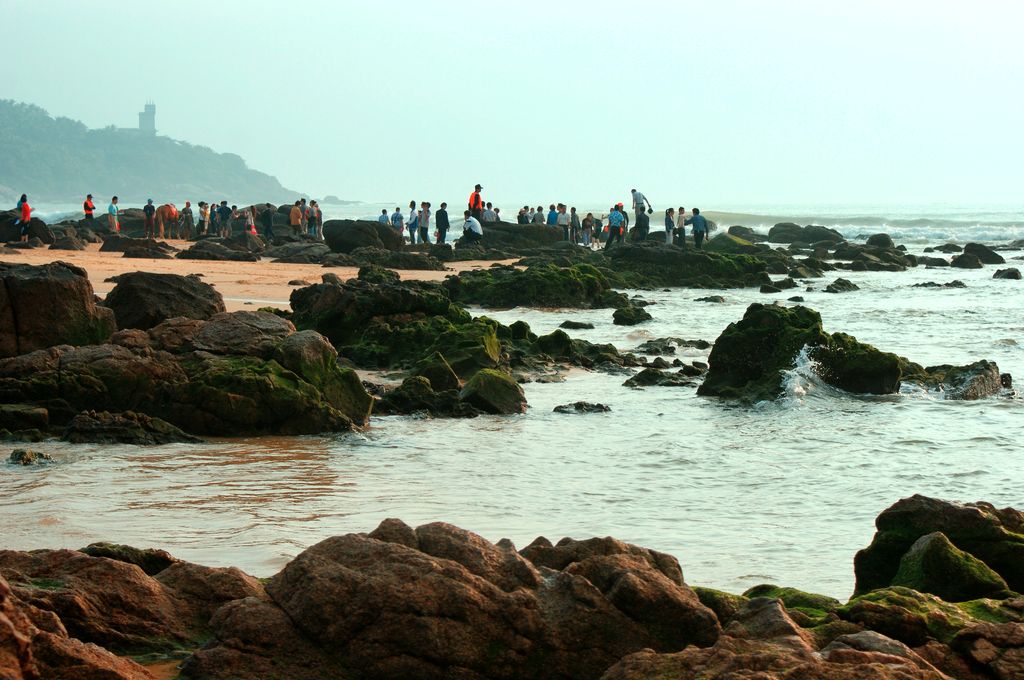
[138,101,156,136]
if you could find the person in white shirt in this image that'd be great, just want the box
[631,188,651,221]
[482,202,497,223]
[555,204,571,241]
[462,210,483,244]
[676,206,688,247]
[419,201,431,244]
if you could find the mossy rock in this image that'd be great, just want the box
[375,376,476,418]
[612,305,652,326]
[357,264,400,284]
[890,532,1013,602]
[811,332,902,394]
[839,586,1021,646]
[697,303,829,401]
[79,542,177,576]
[741,584,841,624]
[412,352,461,392]
[447,263,627,309]
[459,369,527,414]
[694,587,748,625]
[705,233,761,255]
[854,495,1024,596]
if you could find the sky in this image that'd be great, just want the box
[2,0,1022,208]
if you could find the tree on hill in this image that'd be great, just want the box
[0,100,296,204]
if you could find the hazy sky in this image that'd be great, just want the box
[3,0,1022,207]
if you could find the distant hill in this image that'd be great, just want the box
[0,100,298,204]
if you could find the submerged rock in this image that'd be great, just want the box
[8,449,53,465]
[915,360,1005,400]
[951,253,983,269]
[62,410,204,445]
[560,320,595,330]
[0,261,116,358]
[825,277,860,293]
[553,401,611,413]
[613,304,652,325]
[994,267,1022,280]
[623,368,697,388]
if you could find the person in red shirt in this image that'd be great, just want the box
[468,184,483,222]
[18,194,32,242]
[83,194,95,220]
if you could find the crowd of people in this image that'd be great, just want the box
[12,185,710,251]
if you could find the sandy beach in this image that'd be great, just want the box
[4,241,514,311]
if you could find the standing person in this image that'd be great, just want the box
[570,207,581,243]
[546,204,558,226]
[299,198,308,234]
[289,201,302,235]
[198,202,209,235]
[229,205,241,238]
[631,188,651,221]
[635,210,650,241]
[556,204,571,241]
[468,184,484,221]
[526,206,535,223]
[242,205,256,235]
[664,208,675,245]
[390,206,404,239]
[517,206,529,224]
[261,203,275,240]
[676,207,688,247]
[604,205,625,250]
[686,208,708,249]
[312,200,323,240]
[618,202,630,234]
[461,210,483,244]
[419,201,431,244]
[17,194,31,242]
[534,206,545,224]
[209,201,219,235]
[106,196,120,234]
[143,199,156,239]
[178,201,195,240]
[406,200,419,244]
[378,209,389,225]
[582,212,594,247]
[83,194,96,221]
[435,202,449,244]
[218,201,233,237]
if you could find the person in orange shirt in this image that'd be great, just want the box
[468,184,483,221]
[289,201,302,235]
[83,194,95,220]
[18,194,32,242]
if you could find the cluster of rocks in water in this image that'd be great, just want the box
[1,216,1018,442]
[1,494,1023,678]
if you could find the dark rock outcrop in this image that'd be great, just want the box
[62,410,204,445]
[104,272,226,331]
[612,305,652,326]
[322,219,404,254]
[176,240,259,262]
[0,261,115,358]
[994,268,1021,280]
[963,242,1005,265]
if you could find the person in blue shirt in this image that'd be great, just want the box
[685,207,709,250]
[378,209,389,225]
[546,204,558,226]
[604,206,625,250]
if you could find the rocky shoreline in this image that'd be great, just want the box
[1,495,1022,679]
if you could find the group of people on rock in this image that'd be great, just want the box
[287,199,323,240]
[378,184,493,246]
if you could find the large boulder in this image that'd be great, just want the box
[705,233,762,255]
[0,261,116,358]
[767,223,844,244]
[0,211,53,244]
[963,242,1005,265]
[951,253,983,269]
[918,360,1004,400]
[697,303,902,401]
[103,272,226,331]
[994,268,1022,280]
[176,240,259,262]
[867,233,895,248]
[0,312,373,436]
[604,242,771,288]
[889,532,1012,602]
[187,519,720,680]
[854,495,1024,596]
[322,219,403,254]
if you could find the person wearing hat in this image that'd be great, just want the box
[83,194,95,220]
[468,184,484,222]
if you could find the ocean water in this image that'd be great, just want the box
[1,208,1022,599]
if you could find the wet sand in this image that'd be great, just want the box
[5,241,514,311]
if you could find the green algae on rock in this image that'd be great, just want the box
[890,532,1013,602]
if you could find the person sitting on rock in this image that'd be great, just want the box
[462,209,483,244]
